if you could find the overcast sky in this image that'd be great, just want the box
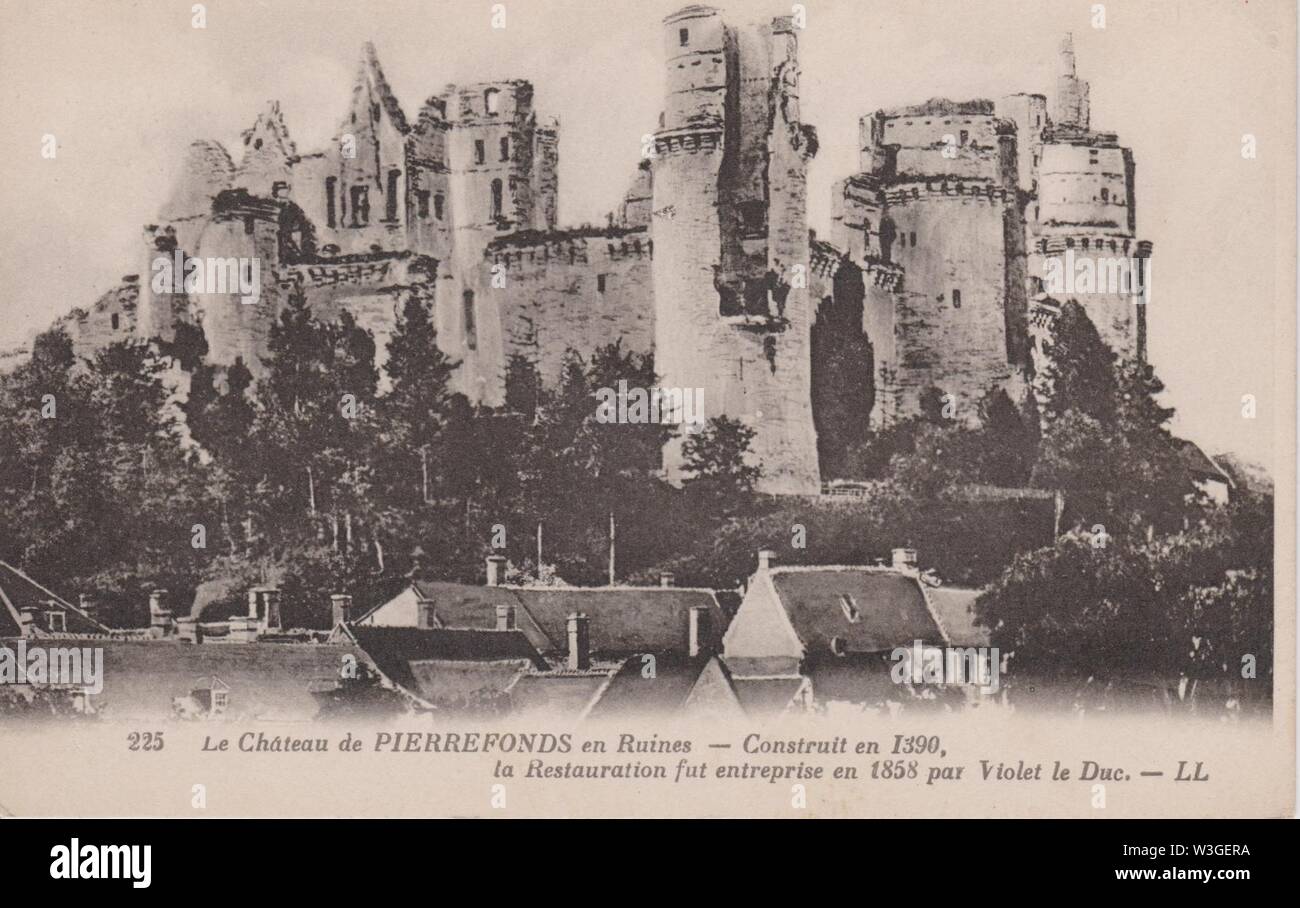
[0,0,1290,470]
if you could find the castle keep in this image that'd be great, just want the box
[47,9,1149,496]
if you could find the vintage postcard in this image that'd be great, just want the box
[0,0,1294,820]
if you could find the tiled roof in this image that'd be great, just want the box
[507,671,615,717]
[345,626,548,693]
[59,639,361,721]
[731,677,805,716]
[767,567,947,656]
[924,586,988,647]
[367,581,729,658]
[584,654,711,719]
[508,587,726,657]
[0,562,111,637]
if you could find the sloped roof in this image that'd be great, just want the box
[368,581,729,658]
[65,639,360,721]
[346,627,548,693]
[731,677,805,716]
[507,671,615,717]
[585,653,711,719]
[925,586,988,647]
[767,567,946,656]
[509,587,726,656]
[0,562,111,637]
[1173,439,1232,484]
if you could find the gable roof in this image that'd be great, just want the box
[0,561,111,637]
[766,567,946,656]
[508,587,726,656]
[924,586,988,647]
[344,626,548,693]
[359,581,728,658]
[584,653,712,719]
[54,639,360,721]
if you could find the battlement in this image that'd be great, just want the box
[810,238,846,278]
[863,257,905,291]
[443,80,535,124]
[653,124,724,156]
[881,177,1014,205]
[1033,235,1152,257]
[486,227,651,268]
[273,251,436,292]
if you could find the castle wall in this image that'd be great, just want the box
[481,231,654,398]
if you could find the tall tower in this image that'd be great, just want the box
[651,5,821,495]
[1054,33,1090,130]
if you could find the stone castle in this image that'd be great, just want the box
[46,6,1150,495]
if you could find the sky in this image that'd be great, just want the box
[0,0,1291,471]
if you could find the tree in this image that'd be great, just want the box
[681,416,761,504]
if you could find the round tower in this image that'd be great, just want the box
[652,7,821,494]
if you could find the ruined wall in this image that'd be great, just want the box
[481,230,654,398]
[59,278,139,361]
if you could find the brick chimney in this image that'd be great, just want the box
[486,555,507,587]
[495,603,516,631]
[417,598,437,629]
[688,606,711,657]
[659,571,675,588]
[757,549,776,571]
[567,613,590,671]
[892,548,918,572]
[331,594,354,626]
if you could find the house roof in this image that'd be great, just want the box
[344,626,549,693]
[0,561,111,638]
[363,581,728,658]
[584,654,712,719]
[923,586,988,647]
[766,567,947,657]
[1173,439,1232,485]
[507,671,616,717]
[52,639,361,721]
[507,587,726,656]
[731,677,805,716]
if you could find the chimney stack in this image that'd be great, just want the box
[659,571,675,588]
[331,594,354,626]
[757,549,776,571]
[496,603,516,631]
[688,606,711,657]
[566,613,590,671]
[892,547,919,572]
[417,598,437,629]
[486,555,507,587]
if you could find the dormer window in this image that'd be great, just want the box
[838,594,860,623]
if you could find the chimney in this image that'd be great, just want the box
[757,549,776,571]
[566,613,590,671]
[331,594,354,626]
[659,571,675,588]
[417,598,437,630]
[495,603,516,631]
[892,547,919,572]
[688,606,711,657]
[486,555,507,587]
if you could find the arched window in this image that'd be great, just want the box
[490,179,503,221]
